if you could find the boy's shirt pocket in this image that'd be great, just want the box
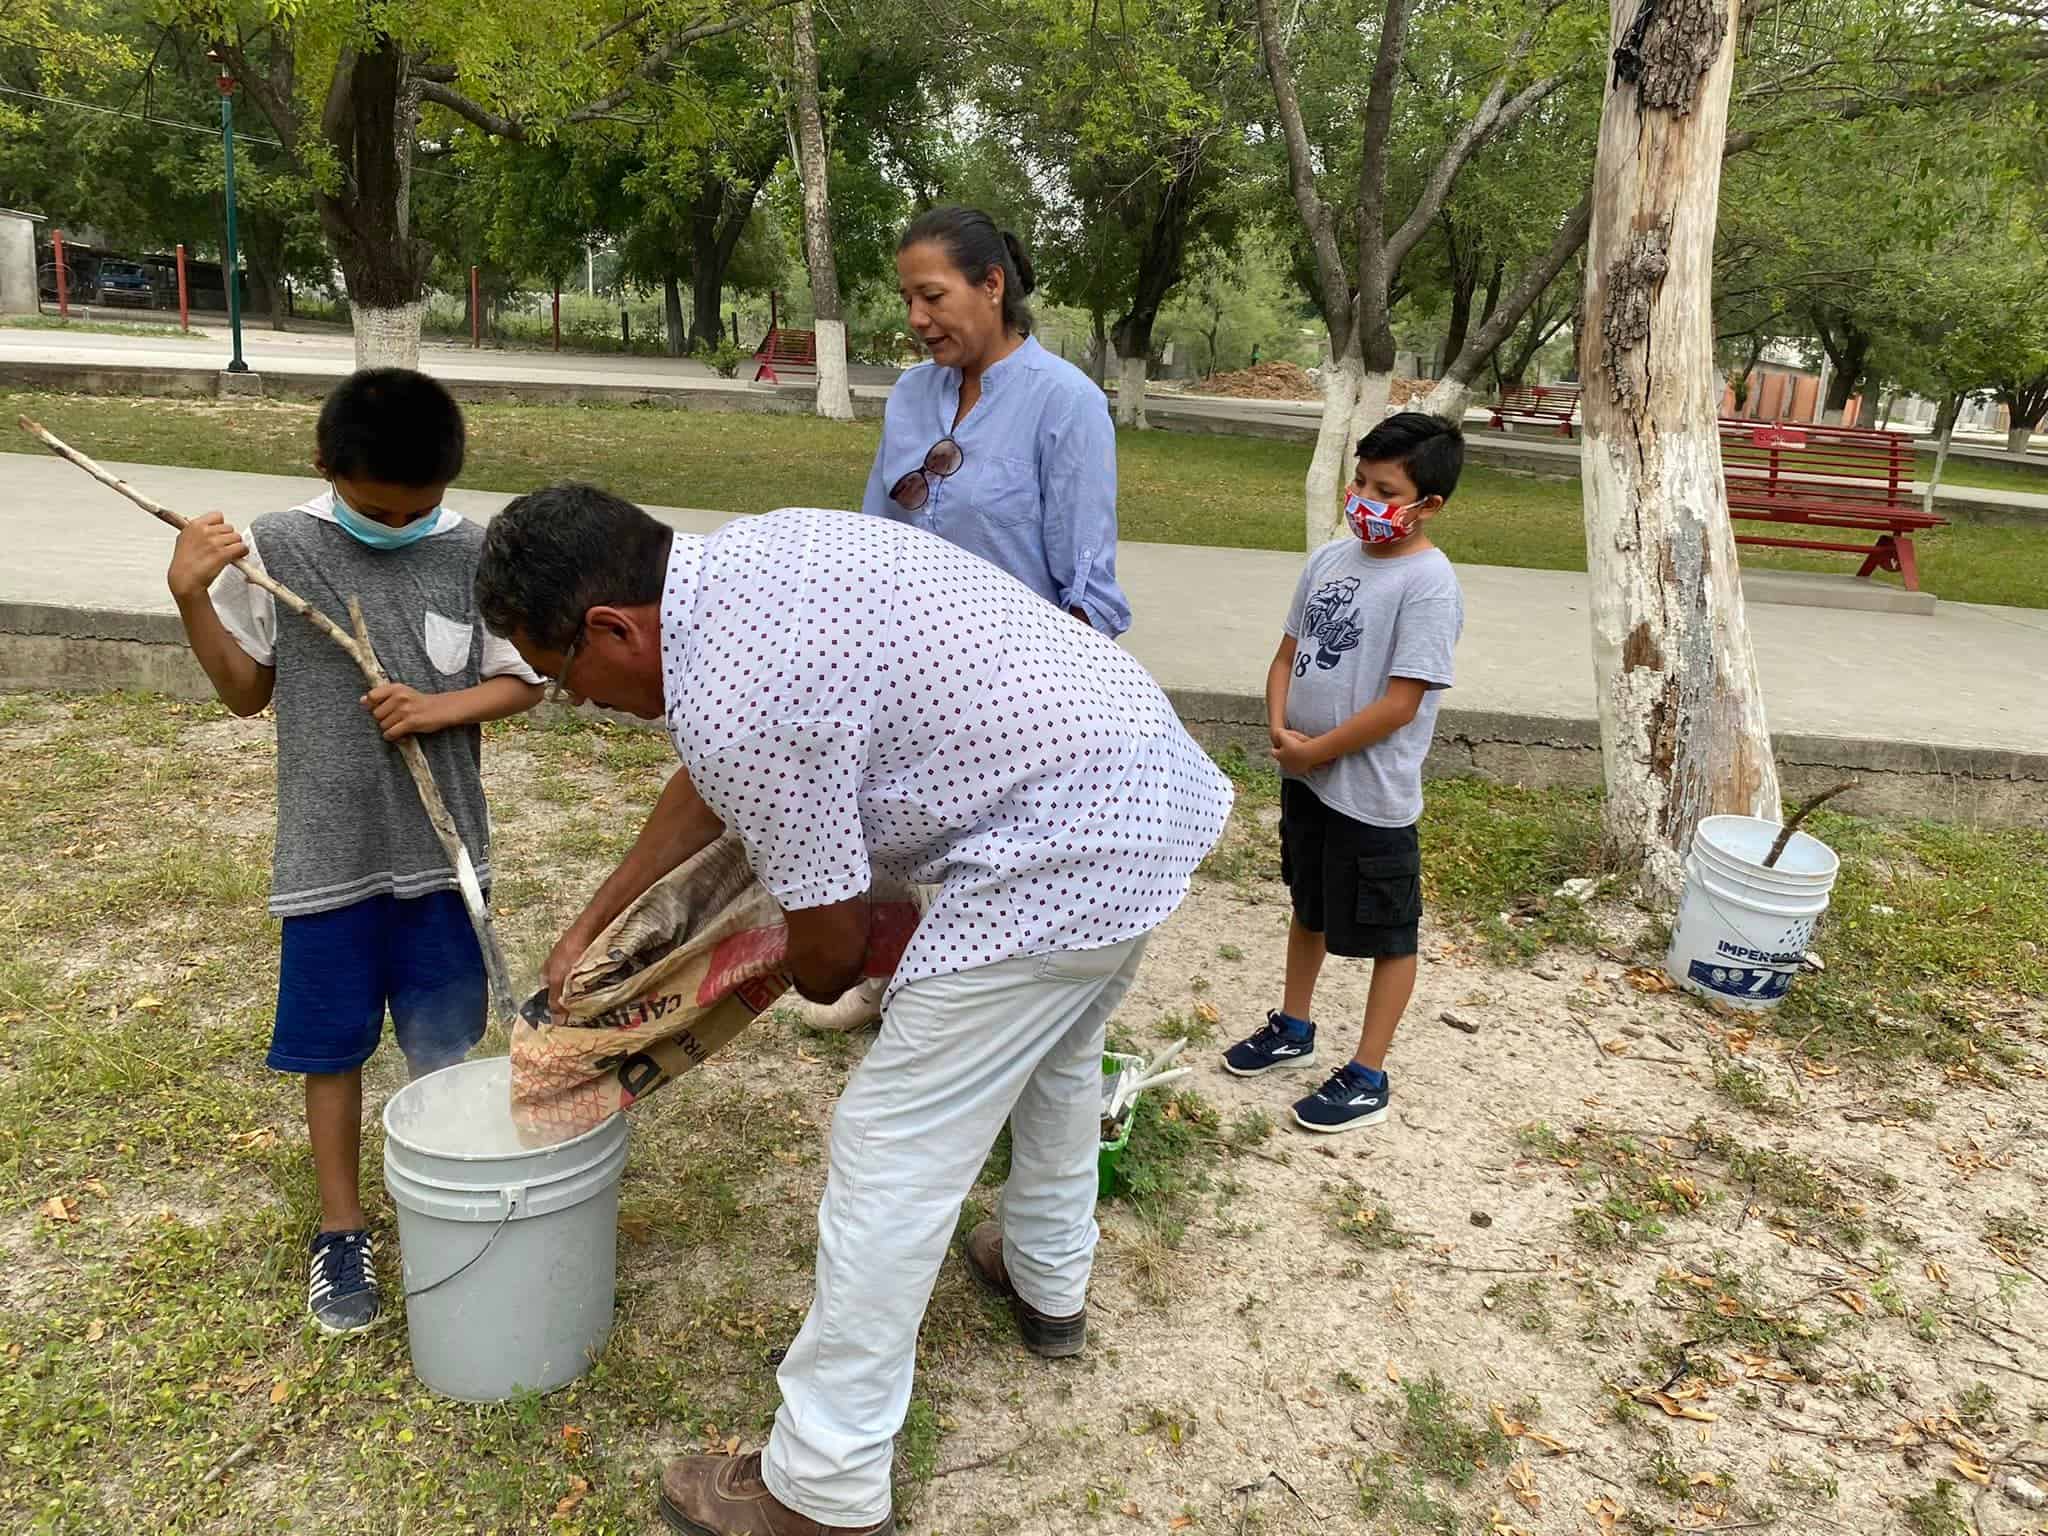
[422,609,475,676]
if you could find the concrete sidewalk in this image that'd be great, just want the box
[4,453,2043,825]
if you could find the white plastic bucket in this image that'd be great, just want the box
[382,1057,628,1402]
[1665,814,1840,1011]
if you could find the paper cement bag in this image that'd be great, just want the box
[509,834,922,1143]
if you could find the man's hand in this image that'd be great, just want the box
[167,512,248,602]
[1270,728,1323,776]
[362,682,450,741]
[785,896,870,1004]
[542,918,602,1020]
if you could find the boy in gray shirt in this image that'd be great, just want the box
[165,370,542,1333]
[1221,413,1465,1133]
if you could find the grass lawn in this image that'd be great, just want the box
[5,317,211,341]
[7,391,2047,608]
[1917,446,2048,496]
[1,695,2043,1532]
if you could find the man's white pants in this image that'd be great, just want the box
[762,935,1148,1525]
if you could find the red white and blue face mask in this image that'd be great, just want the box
[1344,490,1420,544]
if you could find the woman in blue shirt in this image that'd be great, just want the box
[862,206,1132,635]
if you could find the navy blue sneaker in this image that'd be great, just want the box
[1222,1012,1316,1077]
[307,1229,381,1335]
[1293,1062,1391,1133]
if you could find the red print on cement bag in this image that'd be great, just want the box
[510,834,924,1144]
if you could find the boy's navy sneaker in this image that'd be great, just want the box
[1293,1062,1391,1133]
[308,1229,381,1335]
[1222,1012,1316,1077]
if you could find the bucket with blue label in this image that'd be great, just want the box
[1665,815,1840,1013]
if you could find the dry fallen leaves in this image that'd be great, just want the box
[39,1196,79,1223]
[83,1319,105,1343]
[1506,1458,1540,1513]
[1623,967,1677,994]
[1169,1519,1194,1532]
[561,1424,587,1452]
[1119,1498,1141,1518]
[556,1475,590,1516]
[269,1381,289,1406]
[1193,1001,1221,1026]
[1632,1389,1718,1424]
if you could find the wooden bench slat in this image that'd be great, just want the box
[1717,418,1944,592]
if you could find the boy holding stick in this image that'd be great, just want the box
[165,369,541,1333]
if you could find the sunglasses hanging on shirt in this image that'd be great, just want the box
[889,437,965,511]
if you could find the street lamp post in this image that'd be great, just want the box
[209,50,250,374]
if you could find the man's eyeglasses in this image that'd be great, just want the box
[543,625,585,706]
[888,437,965,511]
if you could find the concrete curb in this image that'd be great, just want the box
[5,602,2041,829]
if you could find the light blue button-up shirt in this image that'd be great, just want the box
[861,335,1132,636]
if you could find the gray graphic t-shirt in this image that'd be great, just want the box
[1282,539,1463,827]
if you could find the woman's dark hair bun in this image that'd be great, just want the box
[1000,231,1037,297]
[898,205,1037,336]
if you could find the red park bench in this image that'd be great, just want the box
[1719,420,1946,593]
[1488,383,1582,438]
[753,328,817,384]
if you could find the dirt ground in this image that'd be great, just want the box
[2,695,2045,1536]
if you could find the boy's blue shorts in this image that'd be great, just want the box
[268,890,487,1076]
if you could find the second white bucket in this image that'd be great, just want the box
[382,1057,628,1402]
[1665,814,1840,1012]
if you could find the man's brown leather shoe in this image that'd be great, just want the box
[963,1219,1088,1358]
[657,1451,894,1536]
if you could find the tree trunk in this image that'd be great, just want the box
[1089,309,1108,387]
[1579,0,1780,906]
[1815,316,1868,425]
[1118,355,1150,429]
[1421,373,1472,422]
[664,274,685,356]
[1431,193,1595,420]
[791,0,852,420]
[1111,143,1207,432]
[686,167,770,353]
[2011,422,2037,457]
[315,40,430,369]
[1923,391,1962,518]
[1441,218,1478,366]
[1305,331,1394,547]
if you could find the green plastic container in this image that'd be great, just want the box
[1097,1051,1143,1200]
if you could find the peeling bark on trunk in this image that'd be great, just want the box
[1579,0,1780,906]
[791,0,852,421]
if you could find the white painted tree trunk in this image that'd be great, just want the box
[1118,356,1150,428]
[1420,374,1472,425]
[1579,0,1780,907]
[1303,354,1390,547]
[791,0,853,423]
[2009,423,2037,457]
[813,318,852,422]
[353,301,424,370]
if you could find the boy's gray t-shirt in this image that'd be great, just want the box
[1283,539,1463,828]
[207,495,537,918]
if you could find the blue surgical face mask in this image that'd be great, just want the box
[331,485,443,550]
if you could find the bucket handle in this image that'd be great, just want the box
[403,1183,526,1302]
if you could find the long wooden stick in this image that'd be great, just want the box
[1764,780,1856,868]
[19,414,517,1018]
